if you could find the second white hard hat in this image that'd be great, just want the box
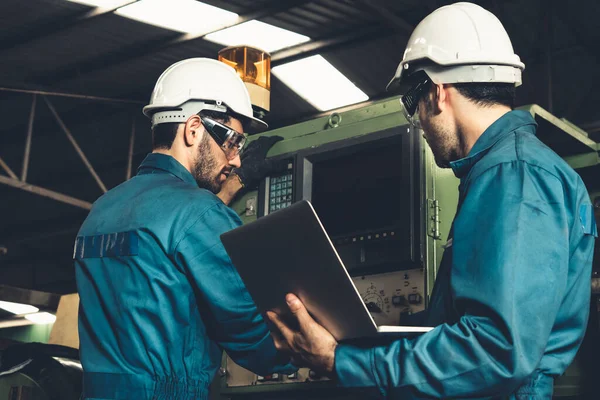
[387,2,525,93]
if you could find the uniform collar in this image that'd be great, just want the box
[137,153,197,186]
[449,110,537,178]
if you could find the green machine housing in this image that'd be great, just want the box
[218,98,600,400]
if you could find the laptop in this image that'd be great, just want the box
[220,200,433,341]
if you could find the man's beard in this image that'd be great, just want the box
[192,134,222,193]
[420,99,461,168]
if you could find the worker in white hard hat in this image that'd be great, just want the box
[267,2,597,398]
[74,58,295,400]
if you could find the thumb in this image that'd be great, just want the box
[286,293,312,331]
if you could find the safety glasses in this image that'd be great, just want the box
[400,70,431,129]
[200,116,246,161]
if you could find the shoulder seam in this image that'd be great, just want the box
[171,200,227,254]
[467,159,564,189]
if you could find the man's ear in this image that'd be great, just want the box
[183,115,203,147]
[434,84,451,114]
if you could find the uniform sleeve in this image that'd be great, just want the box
[174,201,296,376]
[335,162,570,398]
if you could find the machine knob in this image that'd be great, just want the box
[366,302,382,313]
[309,370,320,379]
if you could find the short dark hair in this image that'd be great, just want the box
[452,83,515,109]
[151,110,232,150]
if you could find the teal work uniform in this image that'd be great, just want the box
[74,154,295,400]
[335,110,597,399]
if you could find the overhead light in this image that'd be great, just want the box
[205,20,310,53]
[0,318,34,329]
[67,0,134,8]
[272,55,369,111]
[0,301,39,315]
[115,0,239,34]
[25,312,57,325]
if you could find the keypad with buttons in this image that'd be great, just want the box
[269,174,293,213]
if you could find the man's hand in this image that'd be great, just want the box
[232,135,283,190]
[216,174,244,205]
[266,293,338,377]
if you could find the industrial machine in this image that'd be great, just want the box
[220,99,600,399]
[221,97,458,399]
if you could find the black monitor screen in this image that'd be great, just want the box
[310,137,409,238]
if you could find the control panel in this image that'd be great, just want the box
[224,359,330,388]
[352,268,426,326]
[262,159,294,215]
[224,268,425,389]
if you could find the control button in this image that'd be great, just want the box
[392,295,406,306]
[404,273,409,279]
[408,293,422,304]
[282,175,288,182]
[257,374,281,382]
[366,302,382,313]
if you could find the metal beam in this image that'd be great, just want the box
[21,94,37,182]
[518,104,598,153]
[0,1,139,53]
[564,151,600,170]
[272,24,393,65]
[43,96,108,193]
[0,86,144,105]
[33,0,310,85]
[0,285,61,310]
[0,175,92,210]
[126,118,136,180]
[0,156,18,180]
[354,0,413,34]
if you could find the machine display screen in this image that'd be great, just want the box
[310,139,407,238]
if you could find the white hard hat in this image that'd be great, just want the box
[143,58,267,133]
[387,2,525,93]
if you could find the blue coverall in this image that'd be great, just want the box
[74,154,295,400]
[335,110,597,398]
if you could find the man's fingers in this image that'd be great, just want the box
[285,293,314,332]
[266,311,295,342]
[269,332,291,353]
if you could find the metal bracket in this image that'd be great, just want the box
[245,197,257,217]
[427,199,441,240]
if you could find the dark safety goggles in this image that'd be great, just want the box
[200,116,247,160]
[399,70,431,129]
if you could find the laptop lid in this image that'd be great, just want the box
[221,200,379,341]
